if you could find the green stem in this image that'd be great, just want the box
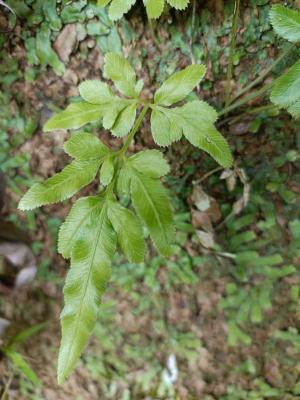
[230,44,293,104]
[228,104,278,125]
[119,104,149,156]
[224,0,241,108]
[219,82,273,117]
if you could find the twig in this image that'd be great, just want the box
[219,82,273,117]
[193,167,223,184]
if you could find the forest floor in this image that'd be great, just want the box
[0,1,300,399]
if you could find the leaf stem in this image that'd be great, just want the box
[219,82,273,117]
[224,0,241,108]
[119,104,150,156]
[229,44,294,104]
[228,104,278,125]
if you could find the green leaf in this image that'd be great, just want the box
[154,64,206,106]
[150,100,232,167]
[270,5,300,43]
[130,170,174,256]
[95,98,134,136]
[111,103,137,137]
[128,149,170,177]
[104,52,140,98]
[270,60,300,109]
[58,195,116,384]
[117,164,132,196]
[6,350,41,386]
[180,101,232,168]
[97,0,111,6]
[166,0,189,10]
[79,79,136,134]
[18,160,101,210]
[58,196,101,259]
[150,106,182,146]
[44,102,103,131]
[108,0,136,21]
[64,132,110,161]
[143,0,164,19]
[79,80,118,105]
[108,201,145,263]
[288,101,300,118]
[100,157,114,186]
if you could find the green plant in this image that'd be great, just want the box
[97,0,190,20]
[18,52,232,383]
[2,323,45,387]
[269,5,300,118]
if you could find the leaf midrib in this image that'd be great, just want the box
[40,161,99,196]
[62,201,107,379]
[133,172,169,247]
[59,199,100,257]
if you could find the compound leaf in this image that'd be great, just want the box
[270,60,300,109]
[58,196,116,384]
[179,101,232,168]
[108,201,145,263]
[151,106,182,146]
[150,100,231,167]
[79,80,135,135]
[64,132,109,161]
[58,196,101,259]
[111,103,137,137]
[154,64,206,106]
[100,157,114,186]
[44,102,103,131]
[270,5,300,43]
[128,149,170,177]
[143,0,164,19]
[18,160,101,210]
[130,171,174,256]
[104,52,140,98]
[79,80,118,105]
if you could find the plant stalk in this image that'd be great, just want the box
[228,104,278,125]
[219,82,273,117]
[119,104,149,156]
[224,0,241,108]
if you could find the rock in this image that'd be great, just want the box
[54,24,78,63]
